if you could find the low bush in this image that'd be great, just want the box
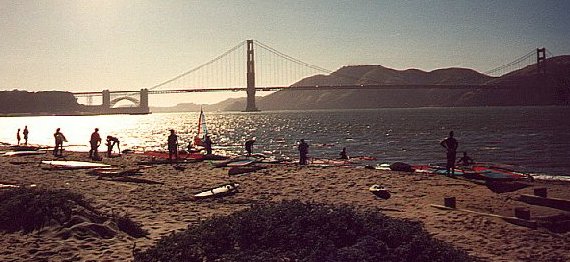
[0,187,148,238]
[134,200,475,261]
[0,187,92,233]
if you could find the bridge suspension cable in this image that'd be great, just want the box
[484,48,556,77]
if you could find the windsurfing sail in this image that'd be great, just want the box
[194,108,208,146]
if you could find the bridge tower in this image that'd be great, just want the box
[102,90,111,108]
[245,39,259,112]
[140,88,150,113]
[537,48,546,75]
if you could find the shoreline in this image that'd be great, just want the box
[1,147,569,261]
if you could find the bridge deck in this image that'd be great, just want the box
[72,84,514,96]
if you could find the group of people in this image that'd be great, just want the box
[88,128,121,160]
[15,126,29,146]
[167,129,213,161]
[48,128,120,159]
[39,125,471,169]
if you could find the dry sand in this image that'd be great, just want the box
[0,148,569,261]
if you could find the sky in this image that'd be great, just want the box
[1,0,569,106]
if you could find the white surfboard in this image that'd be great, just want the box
[194,183,239,198]
[3,151,46,157]
[41,160,111,169]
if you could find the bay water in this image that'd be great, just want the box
[1,106,569,177]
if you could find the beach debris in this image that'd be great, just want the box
[518,194,570,212]
[430,204,537,229]
[369,184,391,199]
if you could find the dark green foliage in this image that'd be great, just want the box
[134,201,475,262]
[0,187,93,233]
[0,187,148,238]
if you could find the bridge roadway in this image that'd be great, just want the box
[72,84,514,97]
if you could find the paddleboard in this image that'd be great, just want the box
[194,183,239,199]
[3,151,46,157]
[369,184,391,199]
[41,160,111,169]
[227,159,255,167]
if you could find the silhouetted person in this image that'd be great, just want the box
[204,135,213,155]
[339,147,349,160]
[458,151,474,166]
[106,136,120,157]
[298,139,309,165]
[53,128,67,156]
[16,129,21,145]
[440,131,459,176]
[245,138,255,156]
[168,129,178,161]
[23,126,29,145]
[89,128,101,160]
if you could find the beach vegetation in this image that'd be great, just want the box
[0,187,148,238]
[134,200,475,261]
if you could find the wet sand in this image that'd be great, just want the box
[0,148,569,261]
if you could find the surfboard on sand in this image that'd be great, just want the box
[226,159,255,167]
[194,183,239,199]
[41,160,111,169]
[3,151,46,157]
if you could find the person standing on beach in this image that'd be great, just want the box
[339,147,349,160]
[89,128,102,160]
[204,135,213,155]
[53,128,67,156]
[23,126,29,145]
[298,139,309,165]
[440,131,459,176]
[106,136,120,157]
[168,129,178,161]
[245,138,255,156]
[16,129,21,145]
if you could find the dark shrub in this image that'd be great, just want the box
[0,187,93,233]
[0,187,148,238]
[134,200,475,262]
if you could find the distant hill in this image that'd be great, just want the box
[0,90,81,114]
[216,55,570,111]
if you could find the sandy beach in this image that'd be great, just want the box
[0,148,569,261]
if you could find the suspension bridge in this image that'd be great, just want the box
[72,40,561,114]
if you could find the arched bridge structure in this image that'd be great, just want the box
[73,41,567,113]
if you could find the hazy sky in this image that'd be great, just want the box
[1,0,569,106]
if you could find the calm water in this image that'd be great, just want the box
[1,107,569,176]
